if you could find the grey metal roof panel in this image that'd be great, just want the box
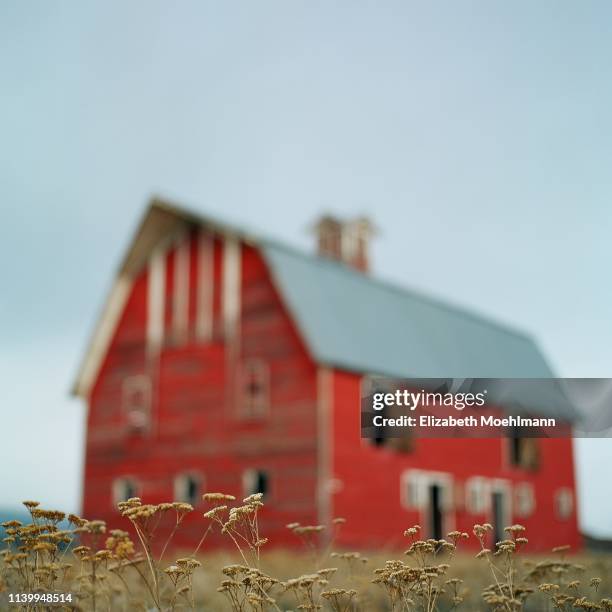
[262,242,556,380]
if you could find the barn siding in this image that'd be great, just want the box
[330,369,581,551]
[82,224,581,553]
[84,231,319,548]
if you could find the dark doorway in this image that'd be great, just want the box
[428,484,443,540]
[492,491,505,546]
[254,470,269,496]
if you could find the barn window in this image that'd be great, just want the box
[514,482,536,517]
[238,359,270,419]
[466,477,488,514]
[508,428,540,470]
[401,471,453,540]
[174,473,202,506]
[112,477,139,507]
[363,376,413,453]
[243,469,269,499]
[401,470,424,509]
[555,488,574,520]
[122,375,151,432]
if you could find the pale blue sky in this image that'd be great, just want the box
[1,1,611,535]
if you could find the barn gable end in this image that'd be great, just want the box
[77,201,323,546]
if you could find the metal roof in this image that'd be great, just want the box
[262,242,555,380]
[262,242,581,421]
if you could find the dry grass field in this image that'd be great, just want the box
[1,494,611,611]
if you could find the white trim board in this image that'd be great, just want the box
[72,275,132,398]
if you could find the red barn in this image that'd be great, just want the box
[72,199,580,551]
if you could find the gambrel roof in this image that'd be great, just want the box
[73,198,577,420]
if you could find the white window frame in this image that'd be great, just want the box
[112,476,140,507]
[401,469,454,536]
[514,482,536,518]
[555,487,574,520]
[401,470,425,509]
[173,472,203,506]
[238,358,270,419]
[466,476,490,515]
[401,470,454,511]
[122,375,152,432]
[243,468,270,499]
[489,479,513,533]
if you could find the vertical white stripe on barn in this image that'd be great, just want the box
[172,233,190,343]
[147,245,166,354]
[196,229,214,341]
[222,235,241,342]
[76,274,132,397]
[317,367,333,538]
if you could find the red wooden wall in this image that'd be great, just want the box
[330,370,581,552]
[82,224,581,553]
[83,230,319,549]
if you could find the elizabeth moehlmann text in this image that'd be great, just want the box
[372,414,557,427]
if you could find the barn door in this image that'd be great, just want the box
[492,491,505,545]
[490,481,511,548]
[427,484,444,540]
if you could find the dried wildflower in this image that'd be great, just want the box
[67,514,87,527]
[505,524,526,534]
[203,492,236,502]
[243,492,263,503]
[539,583,560,593]
[176,557,201,571]
[294,525,325,535]
[403,524,421,538]
[552,544,571,553]
[203,505,227,519]
[171,502,194,514]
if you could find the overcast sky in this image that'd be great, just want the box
[1,1,611,536]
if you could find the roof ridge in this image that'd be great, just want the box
[261,238,536,344]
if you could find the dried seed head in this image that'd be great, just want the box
[203,492,236,503]
[243,492,264,504]
[403,525,421,537]
[552,545,571,553]
[204,505,227,519]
